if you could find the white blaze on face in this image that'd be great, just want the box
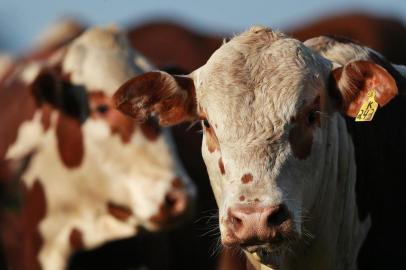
[63,26,149,96]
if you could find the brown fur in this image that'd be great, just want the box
[331,60,398,117]
[107,202,133,222]
[69,228,84,250]
[241,174,253,184]
[0,180,46,270]
[205,125,220,153]
[218,158,225,175]
[113,72,197,126]
[56,113,84,168]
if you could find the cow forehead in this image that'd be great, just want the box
[62,27,149,97]
[196,27,331,141]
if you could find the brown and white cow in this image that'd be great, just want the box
[114,26,406,270]
[0,26,195,270]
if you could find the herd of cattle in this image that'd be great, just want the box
[0,12,405,270]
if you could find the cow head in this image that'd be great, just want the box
[4,27,195,269]
[114,27,398,267]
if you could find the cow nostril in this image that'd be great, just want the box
[230,216,242,226]
[165,193,177,208]
[164,190,187,217]
[267,205,289,227]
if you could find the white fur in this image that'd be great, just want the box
[188,27,369,270]
[5,27,193,270]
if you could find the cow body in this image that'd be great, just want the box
[0,27,194,270]
[115,26,406,270]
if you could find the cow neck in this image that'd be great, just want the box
[288,113,370,270]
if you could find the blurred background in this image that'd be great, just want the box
[0,0,405,52]
[0,1,405,270]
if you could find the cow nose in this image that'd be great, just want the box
[150,186,188,225]
[163,188,187,217]
[223,204,290,246]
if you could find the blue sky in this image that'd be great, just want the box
[0,0,405,53]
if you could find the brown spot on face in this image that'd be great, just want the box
[107,202,133,222]
[239,195,245,201]
[0,179,47,270]
[205,124,220,153]
[254,198,260,203]
[40,104,52,131]
[241,173,253,184]
[171,177,185,189]
[218,158,225,175]
[56,113,84,168]
[140,116,161,141]
[90,91,136,143]
[69,227,84,250]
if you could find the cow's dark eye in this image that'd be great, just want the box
[306,111,318,125]
[202,119,211,128]
[96,104,109,114]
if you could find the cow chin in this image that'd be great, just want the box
[249,245,286,268]
[243,230,300,268]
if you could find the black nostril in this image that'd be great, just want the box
[164,193,177,209]
[231,216,242,226]
[267,205,289,226]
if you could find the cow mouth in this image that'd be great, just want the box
[241,233,299,267]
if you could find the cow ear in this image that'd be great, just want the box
[330,60,398,117]
[32,68,89,122]
[113,71,197,126]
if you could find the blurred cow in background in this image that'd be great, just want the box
[0,26,195,270]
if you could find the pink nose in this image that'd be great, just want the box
[223,204,290,247]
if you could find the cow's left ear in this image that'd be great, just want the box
[330,60,398,117]
[113,71,197,126]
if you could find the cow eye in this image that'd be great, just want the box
[96,104,109,114]
[202,119,211,128]
[306,111,318,125]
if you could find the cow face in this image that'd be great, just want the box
[4,27,194,269]
[114,27,397,267]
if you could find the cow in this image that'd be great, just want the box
[0,26,195,270]
[114,26,406,270]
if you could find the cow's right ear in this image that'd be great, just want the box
[113,71,197,126]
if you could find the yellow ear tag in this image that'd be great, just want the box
[355,89,379,122]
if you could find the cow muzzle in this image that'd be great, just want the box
[149,177,192,229]
[221,204,294,250]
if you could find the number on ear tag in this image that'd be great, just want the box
[355,90,379,122]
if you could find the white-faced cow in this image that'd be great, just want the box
[0,27,195,270]
[114,26,406,270]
